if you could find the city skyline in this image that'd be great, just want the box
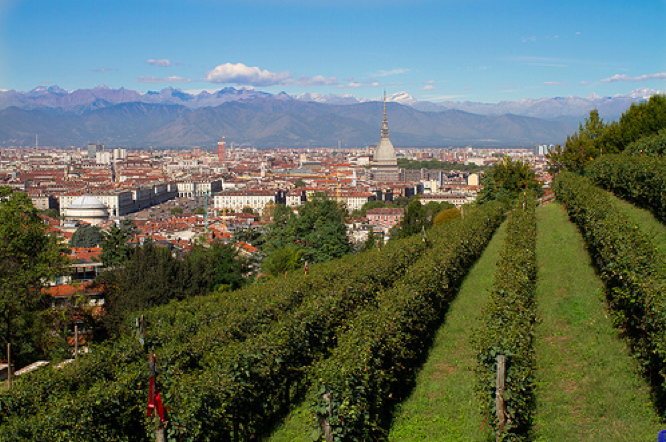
[1,0,665,103]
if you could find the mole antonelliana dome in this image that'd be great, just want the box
[64,195,109,225]
[371,92,399,181]
[373,92,398,167]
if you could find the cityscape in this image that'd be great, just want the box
[1,0,665,441]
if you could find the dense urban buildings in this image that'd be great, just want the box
[0,101,553,249]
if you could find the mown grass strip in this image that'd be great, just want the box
[533,203,663,442]
[306,203,505,441]
[385,220,509,442]
[472,195,538,441]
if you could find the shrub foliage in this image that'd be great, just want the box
[472,194,537,442]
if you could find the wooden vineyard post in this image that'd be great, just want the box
[6,343,11,390]
[496,355,506,442]
[321,393,333,442]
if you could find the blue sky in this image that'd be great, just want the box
[1,0,664,102]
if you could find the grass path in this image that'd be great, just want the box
[267,221,508,442]
[386,220,509,442]
[533,203,663,441]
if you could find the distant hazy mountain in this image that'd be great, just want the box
[3,85,661,123]
[0,85,276,113]
[0,96,573,148]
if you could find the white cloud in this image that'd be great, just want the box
[426,94,468,101]
[373,68,410,77]
[93,67,114,73]
[137,76,192,83]
[542,81,569,86]
[423,79,436,84]
[336,81,382,89]
[421,85,436,91]
[204,63,338,87]
[522,36,537,43]
[600,72,666,83]
[147,59,172,67]
[205,63,291,86]
[293,74,339,87]
[498,85,522,90]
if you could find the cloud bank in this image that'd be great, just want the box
[601,72,666,83]
[147,59,172,67]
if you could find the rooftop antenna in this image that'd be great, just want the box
[35,134,38,149]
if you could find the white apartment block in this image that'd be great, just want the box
[214,190,277,215]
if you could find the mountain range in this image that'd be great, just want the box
[0,86,662,148]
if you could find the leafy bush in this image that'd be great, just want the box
[472,194,537,442]
[433,207,460,226]
[586,154,666,223]
[623,127,666,157]
[553,172,666,409]
[0,224,432,441]
[307,202,505,441]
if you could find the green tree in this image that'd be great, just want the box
[393,196,411,208]
[355,199,387,217]
[171,207,183,215]
[242,206,258,216]
[434,207,460,226]
[0,188,68,368]
[70,225,105,248]
[392,198,429,240]
[547,109,607,173]
[294,179,306,188]
[119,219,139,237]
[476,157,542,205]
[233,228,265,248]
[100,224,132,267]
[364,225,378,251]
[99,241,252,336]
[187,243,252,292]
[262,244,303,277]
[194,207,205,215]
[42,208,60,219]
[548,95,666,172]
[265,193,351,263]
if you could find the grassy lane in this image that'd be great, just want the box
[533,203,663,442]
[385,221,509,442]
[267,221,508,442]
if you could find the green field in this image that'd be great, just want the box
[532,203,663,441]
[267,202,666,441]
[387,221,508,442]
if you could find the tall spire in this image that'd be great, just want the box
[381,90,389,139]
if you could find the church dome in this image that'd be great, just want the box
[65,195,109,225]
[68,195,107,210]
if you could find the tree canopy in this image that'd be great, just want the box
[0,188,68,366]
[547,94,666,173]
[476,157,542,205]
[264,194,352,265]
[98,242,251,336]
[70,225,105,248]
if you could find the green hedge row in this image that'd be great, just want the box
[0,234,430,441]
[586,154,666,222]
[553,172,666,404]
[305,202,506,441]
[472,195,537,442]
[151,208,498,441]
[623,127,666,157]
